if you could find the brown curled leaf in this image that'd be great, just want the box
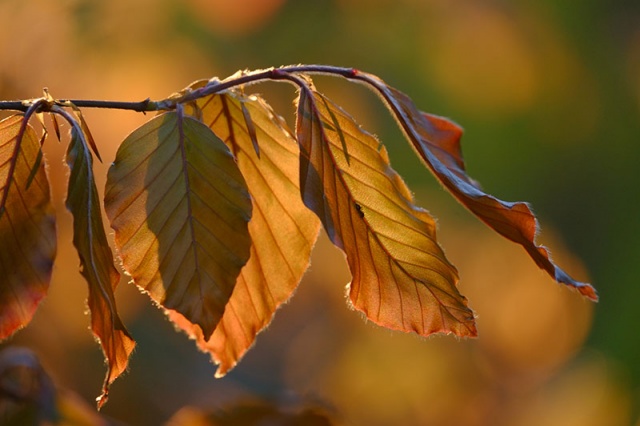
[355,72,597,301]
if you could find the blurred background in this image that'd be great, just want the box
[1,0,639,424]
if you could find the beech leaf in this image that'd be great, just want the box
[50,112,62,142]
[0,115,56,340]
[67,103,102,162]
[169,90,320,376]
[296,89,476,337]
[65,125,135,408]
[358,73,597,300]
[104,111,253,338]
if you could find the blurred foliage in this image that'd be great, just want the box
[0,0,639,424]
[166,400,339,426]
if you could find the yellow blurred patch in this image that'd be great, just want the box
[185,0,287,36]
[422,2,538,115]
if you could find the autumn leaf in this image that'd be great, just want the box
[355,72,597,300]
[296,89,476,337]
[168,89,320,376]
[104,110,253,338]
[70,105,102,162]
[0,115,56,340]
[65,124,135,408]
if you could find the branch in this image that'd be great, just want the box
[0,99,155,113]
[0,65,361,113]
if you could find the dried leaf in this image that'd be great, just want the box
[169,91,320,376]
[104,111,252,338]
[68,104,102,162]
[0,115,56,340]
[358,73,597,300]
[296,90,476,337]
[49,112,62,142]
[65,126,135,408]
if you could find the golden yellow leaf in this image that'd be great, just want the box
[297,90,476,337]
[169,90,320,376]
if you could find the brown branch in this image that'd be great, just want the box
[0,65,361,113]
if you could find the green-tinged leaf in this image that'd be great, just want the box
[65,126,134,408]
[296,90,476,337]
[0,115,56,340]
[104,111,252,338]
[357,72,597,300]
[169,91,320,376]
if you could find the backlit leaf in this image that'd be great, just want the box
[50,112,61,142]
[169,90,320,376]
[65,125,134,408]
[296,90,476,337]
[0,115,56,340]
[358,73,597,300]
[104,111,252,338]
[67,102,102,162]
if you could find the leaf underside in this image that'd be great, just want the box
[0,115,56,340]
[105,111,253,338]
[357,72,596,300]
[168,89,320,376]
[65,126,134,408]
[297,89,477,337]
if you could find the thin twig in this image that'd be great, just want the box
[0,65,361,113]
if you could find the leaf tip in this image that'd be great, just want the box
[214,367,228,379]
[458,318,479,339]
[580,285,599,302]
[555,267,598,302]
[96,389,109,410]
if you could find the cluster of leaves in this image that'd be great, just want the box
[0,65,597,407]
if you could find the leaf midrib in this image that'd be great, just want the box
[176,113,204,306]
